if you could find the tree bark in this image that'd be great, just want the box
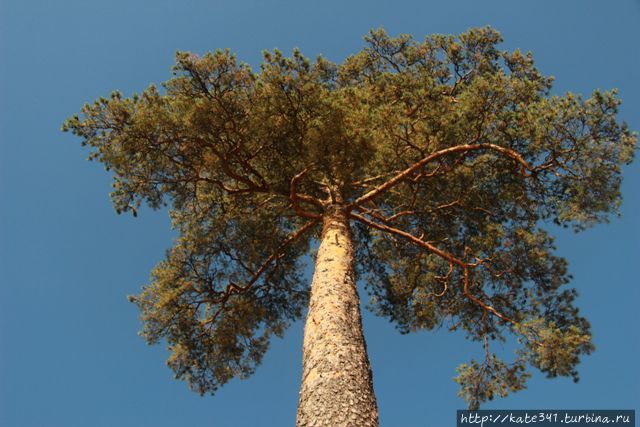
[296,205,379,427]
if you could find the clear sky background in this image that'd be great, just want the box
[1,1,638,426]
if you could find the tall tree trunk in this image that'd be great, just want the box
[296,205,379,427]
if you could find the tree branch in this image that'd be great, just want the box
[349,211,518,326]
[290,168,323,219]
[200,218,320,326]
[349,142,535,209]
[350,211,466,266]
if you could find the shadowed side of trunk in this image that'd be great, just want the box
[296,205,379,427]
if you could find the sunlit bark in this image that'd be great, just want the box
[297,205,379,427]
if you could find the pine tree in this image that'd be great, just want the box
[63,27,636,426]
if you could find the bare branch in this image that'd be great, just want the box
[433,261,454,297]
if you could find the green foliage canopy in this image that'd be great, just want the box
[63,27,636,407]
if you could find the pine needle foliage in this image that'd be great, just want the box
[63,27,636,408]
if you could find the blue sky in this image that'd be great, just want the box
[1,1,638,426]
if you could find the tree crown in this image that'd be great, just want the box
[63,27,636,407]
